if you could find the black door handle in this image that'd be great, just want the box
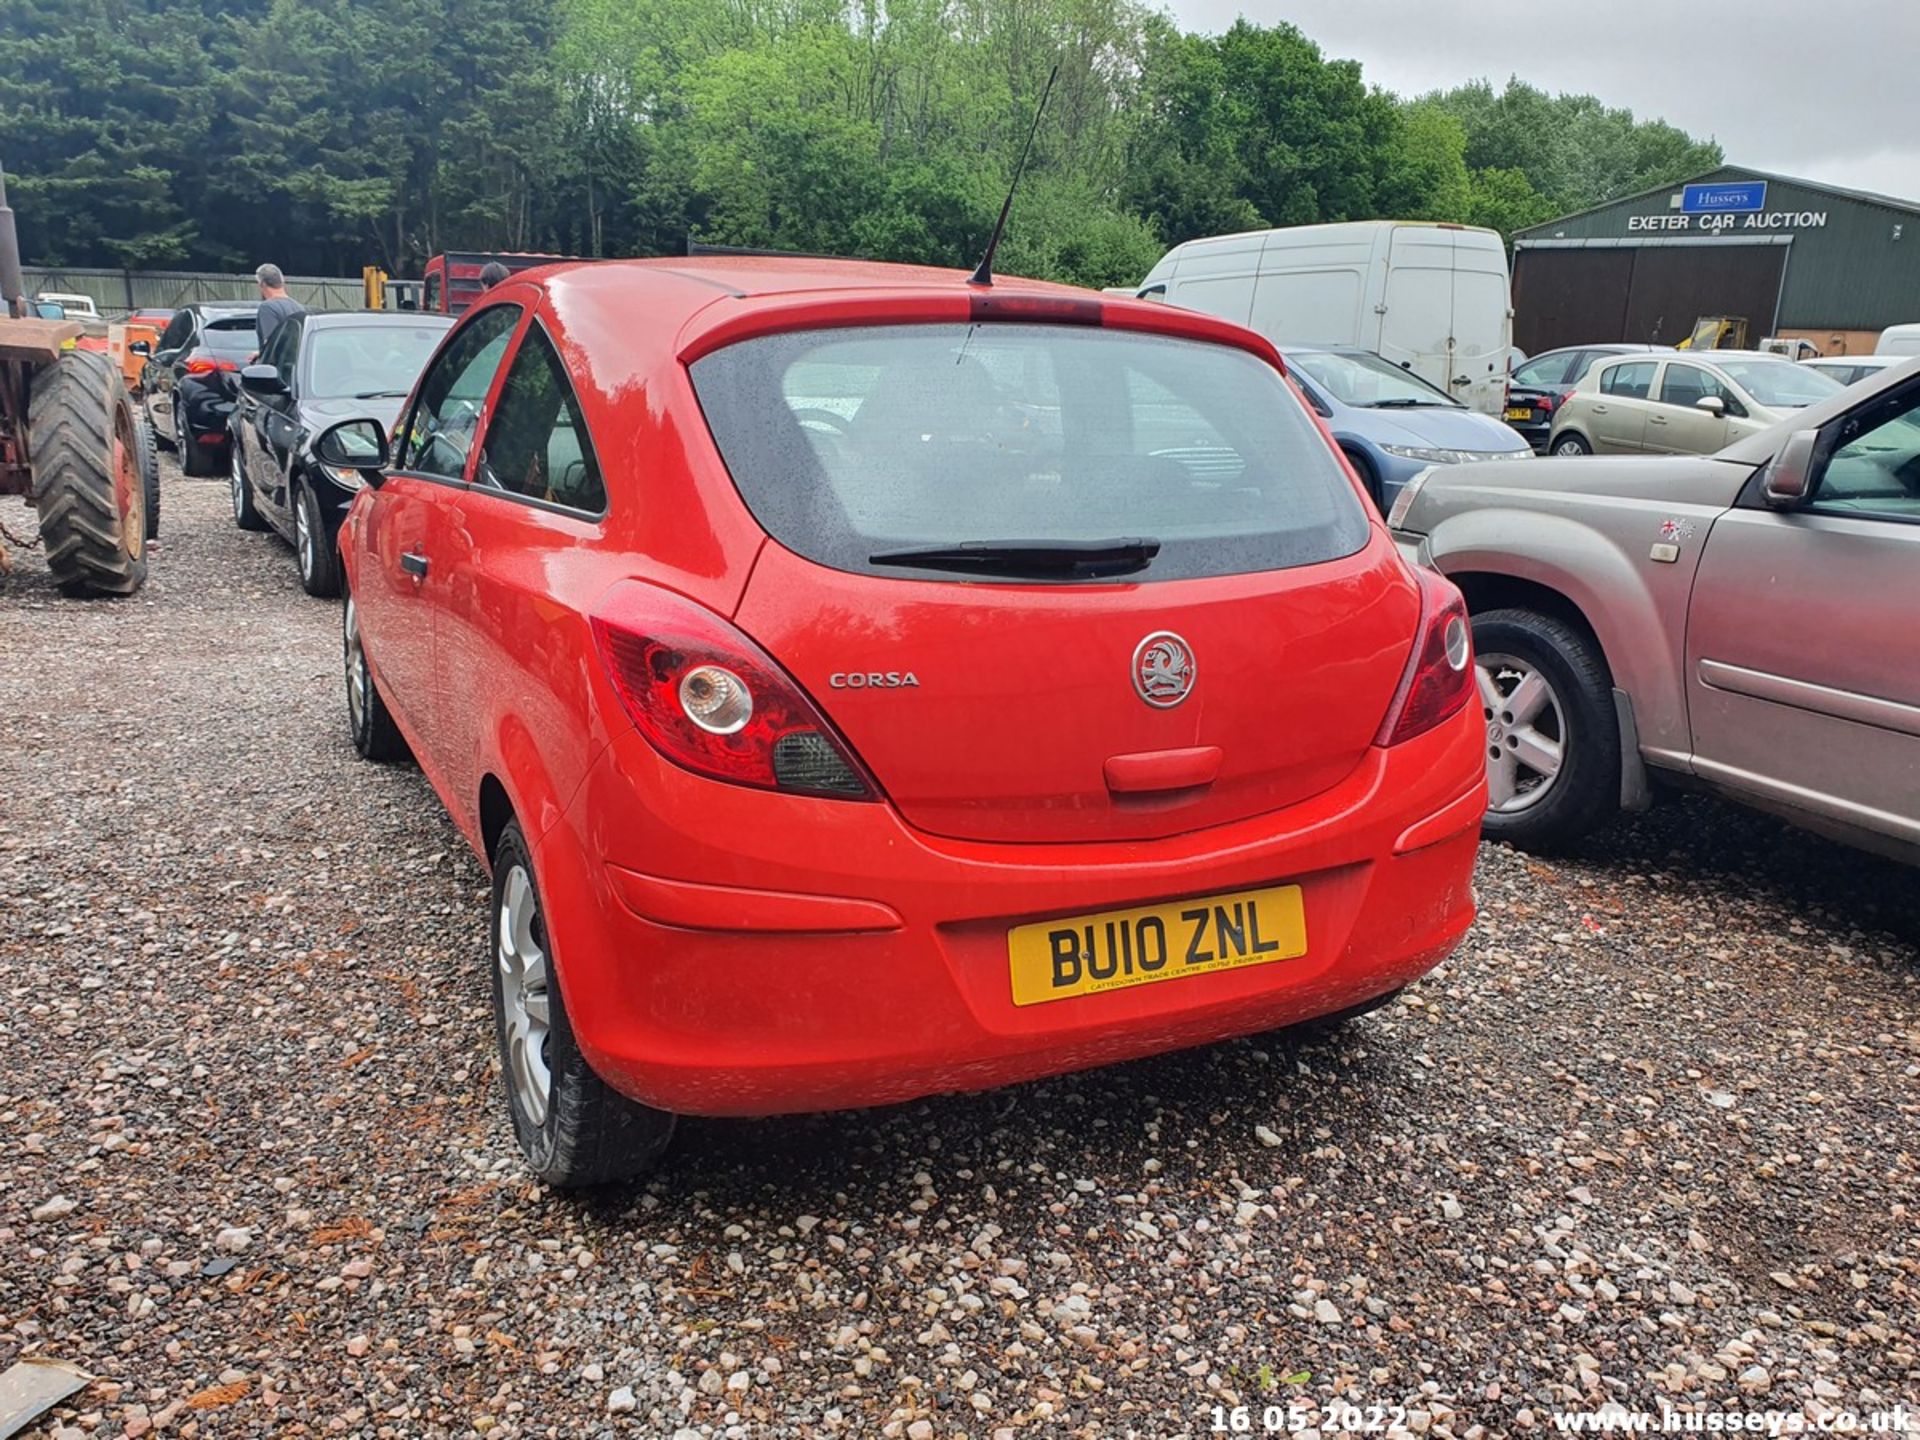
[400,552,429,579]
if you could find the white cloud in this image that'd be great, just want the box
[1157,0,1920,203]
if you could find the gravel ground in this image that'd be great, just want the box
[2,461,1917,1440]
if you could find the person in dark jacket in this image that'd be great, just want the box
[479,261,510,289]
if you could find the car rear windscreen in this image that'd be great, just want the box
[203,317,259,354]
[691,322,1370,582]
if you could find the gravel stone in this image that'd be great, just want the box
[3,463,1918,1435]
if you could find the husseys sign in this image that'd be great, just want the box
[1625,182,1827,233]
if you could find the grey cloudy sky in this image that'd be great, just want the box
[1159,0,1920,203]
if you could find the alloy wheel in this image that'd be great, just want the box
[1553,437,1587,456]
[295,490,315,581]
[343,593,367,735]
[1476,652,1567,814]
[230,443,245,519]
[497,865,554,1126]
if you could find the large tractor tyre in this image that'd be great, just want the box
[134,409,161,541]
[30,348,149,598]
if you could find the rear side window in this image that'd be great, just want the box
[475,327,606,515]
[691,323,1369,583]
[1600,361,1656,399]
[202,317,259,355]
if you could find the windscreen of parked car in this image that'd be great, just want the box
[201,316,259,357]
[692,322,1372,582]
[308,324,451,400]
[1288,349,1461,408]
[1715,359,1844,409]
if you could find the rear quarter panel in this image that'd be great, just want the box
[1413,457,1751,761]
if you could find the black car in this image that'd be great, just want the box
[1503,343,1669,451]
[142,303,261,475]
[230,310,453,595]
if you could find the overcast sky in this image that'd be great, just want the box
[1160,0,1920,203]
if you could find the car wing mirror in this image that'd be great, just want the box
[239,363,286,396]
[1761,429,1820,509]
[1694,394,1726,416]
[129,339,151,357]
[314,417,392,487]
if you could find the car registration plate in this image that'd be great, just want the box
[1504,406,1533,421]
[1007,884,1307,1007]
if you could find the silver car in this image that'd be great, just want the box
[1547,350,1843,458]
[1391,357,1920,865]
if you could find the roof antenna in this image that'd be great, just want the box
[969,63,1059,288]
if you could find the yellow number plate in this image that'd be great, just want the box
[1008,884,1307,1007]
[1504,406,1532,421]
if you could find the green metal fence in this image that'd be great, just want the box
[20,266,364,316]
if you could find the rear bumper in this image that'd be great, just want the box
[181,381,235,440]
[533,709,1486,1117]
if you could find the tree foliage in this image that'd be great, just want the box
[0,0,1721,288]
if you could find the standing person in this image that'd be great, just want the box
[253,263,305,352]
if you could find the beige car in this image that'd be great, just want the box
[1392,355,1920,866]
[1547,350,1844,457]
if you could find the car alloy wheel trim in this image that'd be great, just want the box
[295,490,315,580]
[497,864,555,1127]
[1553,437,1586,456]
[1476,651,1567,814]
[343,594,367,736]
[230,442,245,518]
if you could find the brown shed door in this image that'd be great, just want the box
[1513,249,1633,354]
[1514,242,1789,353]
[1621,244,1788,348]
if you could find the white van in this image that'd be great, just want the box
[1135,221,1515,416]
[35,291,100,319]
[1875,323,1920,358]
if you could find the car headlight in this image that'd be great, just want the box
[1386,466,1436,530]
[1380,443,1531,466]
[319,463,367,491]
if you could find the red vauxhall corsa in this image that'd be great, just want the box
[315,257,1487,1187]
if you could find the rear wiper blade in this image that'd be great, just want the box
[869,537,1161,577]
[352,389,410,399]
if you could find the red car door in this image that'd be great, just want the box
[352,304,523,773]
[436,316,612,846]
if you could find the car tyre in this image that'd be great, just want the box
[149,391,177,452]
[1340,446,1383,511]
[490,820,676,1188]
[230,437,268,531]
[295,481,341,597]
[1550,431,1592,456]
[177,394,215,476]
[1472,608,1619,852]
[343,586,411,763]
[133,408,161,541]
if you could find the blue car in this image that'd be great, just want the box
[1280,347,1531,512]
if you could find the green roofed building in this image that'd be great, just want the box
[1511,166,1920,356]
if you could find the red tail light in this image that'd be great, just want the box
[184,357,239,375]
[591,584,877,800]
[1375,568,1475,746]
[1537,393,1557,413]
